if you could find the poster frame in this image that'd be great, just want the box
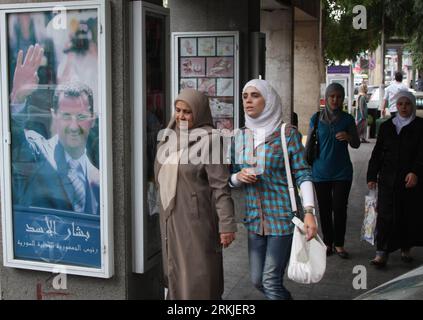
[0,0,114,278]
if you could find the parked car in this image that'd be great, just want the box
[415,92,423,118]
[415,79,423,92]
[415,92,423,109]
[365,85,385,138]
[355,265,423,300]
[367,85,422,109]
[367,85,386,110]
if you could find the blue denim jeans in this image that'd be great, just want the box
[248,232,293,300]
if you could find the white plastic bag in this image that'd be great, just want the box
[361,189,378,245]
[287,217,326,284]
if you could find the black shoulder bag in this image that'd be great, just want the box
[306,112,320,165]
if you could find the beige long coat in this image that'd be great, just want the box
[155,89,236,300]
[161,162,236,299]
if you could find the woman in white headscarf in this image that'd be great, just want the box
[367,90,423,268]
[230,79,317,300]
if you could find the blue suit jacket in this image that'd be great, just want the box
[12,130,100,215]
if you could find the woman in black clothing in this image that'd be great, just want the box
[367,90,423,267]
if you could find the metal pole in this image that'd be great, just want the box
[380,3,385,99]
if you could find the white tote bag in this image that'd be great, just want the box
[361,189,378,245]
[280,124,326,284]
[287,217,326,284]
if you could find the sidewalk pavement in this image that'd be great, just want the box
[222,139,423,300]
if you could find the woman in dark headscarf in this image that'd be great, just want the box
[367,90,423,268]
[306,83,360,258]
[155,88,237,300]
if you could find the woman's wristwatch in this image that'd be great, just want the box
[303,206,315,215]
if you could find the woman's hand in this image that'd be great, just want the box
[236,168,258,184]
[303,214,318,241]
[220,232,236,248]
[382,107,387,117]
[405,173,418,189]
[335,131,350,142]
[368,181,377,190]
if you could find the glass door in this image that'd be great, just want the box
[131,1,169,274]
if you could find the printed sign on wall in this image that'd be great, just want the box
[172,32,239,131]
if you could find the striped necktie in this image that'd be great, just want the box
[67,159,86,213]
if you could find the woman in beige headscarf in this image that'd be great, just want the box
[155,88,237,300]
[355,84,369,143]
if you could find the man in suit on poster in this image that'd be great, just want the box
[10,44,100,215]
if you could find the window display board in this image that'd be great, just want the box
[130,1,170,273]
[0,0,114,278]
[172,31,240,130]
[326,65,354,113]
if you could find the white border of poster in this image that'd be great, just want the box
[0,0,114,278]
[171,31,240,129]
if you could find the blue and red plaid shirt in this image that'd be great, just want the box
[231,125,312,236]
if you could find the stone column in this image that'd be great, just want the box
[294,18,322,134]
[261,7,294,124]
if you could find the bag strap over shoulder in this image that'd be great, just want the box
[281,123,298,214]
[313,112,320,130]
[281,124,319,227]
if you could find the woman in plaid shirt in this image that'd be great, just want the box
[231,79,318,300]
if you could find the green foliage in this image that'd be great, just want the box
[383,0,418,37]
[406,38,423,71]
[383,0,423,70]
[323,0,383,63]
[323,0,423,67]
